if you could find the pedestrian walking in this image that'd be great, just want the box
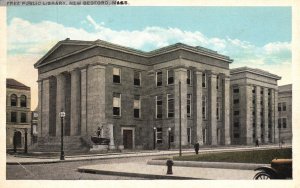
[255,139,259,147]
[194,142,200,154]
[97,127,101,138]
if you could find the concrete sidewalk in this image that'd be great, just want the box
[7,145,290,165]
[78,162,257,180]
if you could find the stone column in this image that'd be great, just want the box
[272,89,279,143]
[223,76,231,145]
[208,72,217,145]
[108,123,115,149]
[87,64,106,136]
[81,68,87,135]
[55,73,66,137]
[255,86,262,142]
[41,78,50,137]
[194,70,203,145]
[240,85,253,144]
[263,87,269,143]
[37,80,43,137]
[174,68,188,147]
[70,69,81,136]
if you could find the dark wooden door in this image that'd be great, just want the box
[123,130,133,149]
[14,131,22,147]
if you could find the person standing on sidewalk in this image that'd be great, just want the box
[194,142,200,154]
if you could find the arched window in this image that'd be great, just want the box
[11,94,17,106]
[20,95,27,107]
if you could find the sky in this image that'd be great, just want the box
[6,6,292,110]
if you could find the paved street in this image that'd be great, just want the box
[6,156,155,180]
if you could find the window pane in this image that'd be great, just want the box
[113,107,120,116]
[134,109,140,118]
[20,95,27,107]
[157,71,162,86]
[11,112,17,122]
[11,94,17,106]
[168,70,174,85]
[134,71,141,86]
[113,68,120,75]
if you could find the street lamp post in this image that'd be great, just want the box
[153,127,156,150]
[59,111,66,160]
[168,127,171,150]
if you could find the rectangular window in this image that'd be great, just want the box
[156,71,162,86]
[283,118,287,128]
[133,95,141,118]
[113,67,121,83]
[113,93,121,116]
[187,70,192,85]
[11,112,17,123]
[133,71,141,86]
[216,101,220,120]
[216,76,219,89]
[234,122,239,127]
[278,103,282,111]
[282,102,286,111]
[233,99,239,104]
[21,113,27,123]
[234,133,240,138]
[252,87,256,94]
[234,111,239,116]
[278,118,282,128]
[167,70,174,85]
[187,94,192,118]
[167,94,174,118]
[233,88,239,93]
[202,96,206,119]
[156,127,162,143]
[202,73,206,87]
[156,96,162,118]
[187,128,191,143]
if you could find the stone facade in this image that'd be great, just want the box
[34,39,233,150]
[6,79,31,149]
[278,84,292,143]
[230,67,281,145]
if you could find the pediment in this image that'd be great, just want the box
[35,42,91,67]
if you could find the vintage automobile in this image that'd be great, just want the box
[253,159,292,180]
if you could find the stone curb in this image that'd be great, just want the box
[77,167,206,180]
[147,160,269,170]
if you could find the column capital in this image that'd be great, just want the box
[147,70,155,76]
[88,62,107,69]
[194,69,204,75]
[174,66,188,72]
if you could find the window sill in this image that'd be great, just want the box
[113,82,122,85]
[113,116,121,119]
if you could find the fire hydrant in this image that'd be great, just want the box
[166,159,174,175]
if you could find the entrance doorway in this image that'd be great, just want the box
[14,131,22,147]
[123,129,133,149]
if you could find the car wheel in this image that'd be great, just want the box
[253,172,272,180]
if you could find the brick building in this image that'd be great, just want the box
[230,67,281,145]
[278,84,292,144]
[34,39,233,150]
[6,79,31,149]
